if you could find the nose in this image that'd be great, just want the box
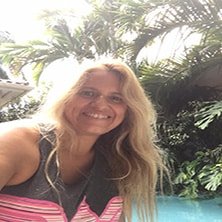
[91,95,109,109]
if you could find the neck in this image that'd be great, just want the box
[59,135,99,184]
[74,135,99,156]
[57,127,100,155]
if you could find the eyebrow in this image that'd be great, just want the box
[80,87,123,96]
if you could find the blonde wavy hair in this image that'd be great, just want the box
[37,60,166,222]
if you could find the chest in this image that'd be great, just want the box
[59,150,95,185]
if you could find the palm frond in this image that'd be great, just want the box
[122,0,222,61]
[194,101,222,130]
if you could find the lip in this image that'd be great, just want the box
[82,111,112,119]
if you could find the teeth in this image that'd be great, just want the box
[84,112,110,119]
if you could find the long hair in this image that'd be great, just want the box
[37,60,166,222]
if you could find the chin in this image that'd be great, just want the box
[80,127,114,137]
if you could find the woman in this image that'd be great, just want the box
[0,60,165,222]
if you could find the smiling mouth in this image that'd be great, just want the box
[83,112,111,119]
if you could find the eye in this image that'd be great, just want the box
[108,95,124,104]
[78,89,96,98]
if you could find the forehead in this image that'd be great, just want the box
[82,70,121,89]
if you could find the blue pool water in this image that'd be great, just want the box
[132,196,222,222]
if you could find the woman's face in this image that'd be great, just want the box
[64,70,127,138]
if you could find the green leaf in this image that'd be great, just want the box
[199,164,222,191]
[32,62,45,84]
[194,101,222,130]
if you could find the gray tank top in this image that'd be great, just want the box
[1,130,120,221]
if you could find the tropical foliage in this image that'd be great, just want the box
[1,0,222,81]
[175,145,222,198]
[0,97,41,122]
[139,38,222,197]
[0,31,14,79]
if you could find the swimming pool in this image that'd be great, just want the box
[132,196,222,222]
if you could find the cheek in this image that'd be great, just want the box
[117,106,127,122]
[64,102,76,122]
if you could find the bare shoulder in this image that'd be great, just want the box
[0,119,41,188]
[0,119,40,149]
[0,119,38,134]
